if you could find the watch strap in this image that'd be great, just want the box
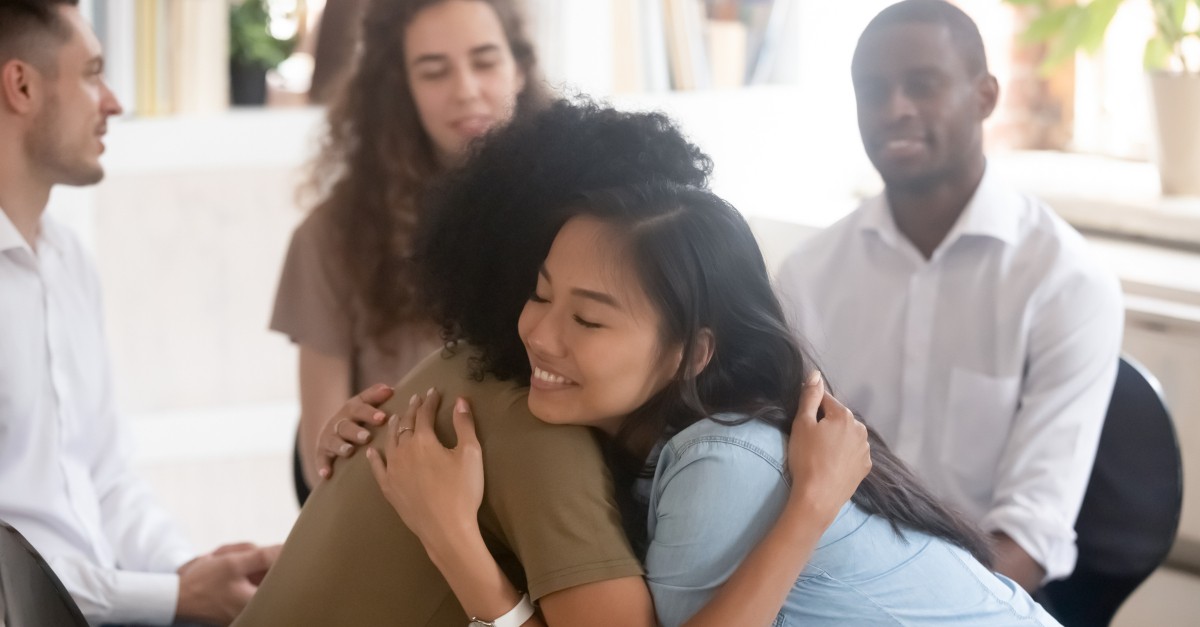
[469,593,535,627]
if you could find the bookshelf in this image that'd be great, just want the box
[526,0,800,96]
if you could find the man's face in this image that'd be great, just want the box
[851,22,996,191]
[26,5,123,186]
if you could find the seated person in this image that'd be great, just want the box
[776,0,1123,590]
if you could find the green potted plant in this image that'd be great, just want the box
[1005,0,1200,196]
[230,0,296,106]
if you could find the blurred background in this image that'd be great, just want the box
[45,2,1200,624]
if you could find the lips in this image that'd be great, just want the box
[875,136,928,160]
[452,115,493,137]
[531,364,578,389]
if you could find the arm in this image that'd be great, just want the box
[298,346,355,486]
[982,269,1123,586]
[369,376,868,627]
[649,373,869,627]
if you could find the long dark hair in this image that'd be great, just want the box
[305,0,551,343]
[566,184,992,565]
[415,99,991,566]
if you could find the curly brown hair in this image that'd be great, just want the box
[304,0,551,343]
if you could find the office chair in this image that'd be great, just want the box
[0,519,88,627]
[1038,356,1184,626]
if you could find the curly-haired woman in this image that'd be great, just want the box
[270,0,551,501]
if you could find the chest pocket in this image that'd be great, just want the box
[940,367,1021,507]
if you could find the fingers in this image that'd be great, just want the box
[229,546,275,577]
[366,447,388,490]
[212,542,256,557]
[818,389,853,423]
[357,383,395,407]
[452,397,480,450]
[415,388,441,433]
[796,370,825,426]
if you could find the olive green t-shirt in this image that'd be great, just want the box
[233,346,642,626]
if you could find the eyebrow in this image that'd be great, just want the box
[538,266,621,308]
[412,43,503,66]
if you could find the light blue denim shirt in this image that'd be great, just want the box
[644,416,1061,627]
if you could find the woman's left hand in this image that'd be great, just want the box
[366,388,485,544]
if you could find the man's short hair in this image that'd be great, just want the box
[859,0,989,77]
[0,0,80,74]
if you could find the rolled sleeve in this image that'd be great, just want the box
[983,268,1123,581]
[48,555,180,625]
[646,430,790,627]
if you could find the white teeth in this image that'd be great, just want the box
[534,366,569,385]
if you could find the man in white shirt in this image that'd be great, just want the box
[0,1,277,624]
[777,0,1123,592]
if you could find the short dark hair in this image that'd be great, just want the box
[0,0,79,72]
[414,98,713,383]
[858,0,989,76]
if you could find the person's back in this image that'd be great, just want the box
[234,346,641,626]
[645,418,1060,626]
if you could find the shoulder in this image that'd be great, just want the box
[777,203,870,287]
[1012,194,1122,306]
[660,416,788,480]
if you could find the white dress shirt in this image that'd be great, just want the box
[0,208,193,625]
[776,167,1123,581]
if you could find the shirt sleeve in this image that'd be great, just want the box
[644,437,790,627]
[269,214,355,358]
[75,265,193,625]
[480,401,644,601]
[45,554,181,626]
[981,266,1124,581]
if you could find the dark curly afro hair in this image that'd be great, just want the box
[414,98,713,382]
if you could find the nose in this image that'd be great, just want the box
[524,307,567,359]
[100,78,123,117]
[451,66,482,102]
[883,87,917,122]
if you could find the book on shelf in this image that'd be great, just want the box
[91,0,229,116]
[609,0,795,93]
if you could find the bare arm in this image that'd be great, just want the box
[991,532,1046,593]
[368,375,869,626]
[297,346,354,486]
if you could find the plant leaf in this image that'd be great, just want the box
[1079,0,1123,54]
[1022,6,1077,44]
[1039,7,1090,72]
[1144,35,1173,70]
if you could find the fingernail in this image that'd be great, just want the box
[357,431,369,443]
[455,397,468,413]
[375,384,388,392]
[373,411,385,423]
[426,387,436,397]
[807,370,823,385]
[339,443,351,454]
[409,394,420,406]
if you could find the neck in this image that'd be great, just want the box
[0,148,53,249]
[886,156,986,259]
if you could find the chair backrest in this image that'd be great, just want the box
[1038,356,1184,626]
[1074,356,1183,577]
[0,520,88,627]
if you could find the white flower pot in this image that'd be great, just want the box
[1149,72,1200,197]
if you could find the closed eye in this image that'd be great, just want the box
[573,315,602,329]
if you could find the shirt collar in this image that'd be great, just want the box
[858,163,1022,250]
[0,206,31,255]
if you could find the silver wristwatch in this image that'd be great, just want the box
[467,593,536,627]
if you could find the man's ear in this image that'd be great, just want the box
[690,329,715,376]
[1,59,40,115]
[977,73,999,121]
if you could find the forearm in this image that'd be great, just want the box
[991,532,1045,593]
[682,491,832,627]
[423,521,547,626]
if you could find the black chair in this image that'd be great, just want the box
[1038,357,1184,626]
[0,519,89,627]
